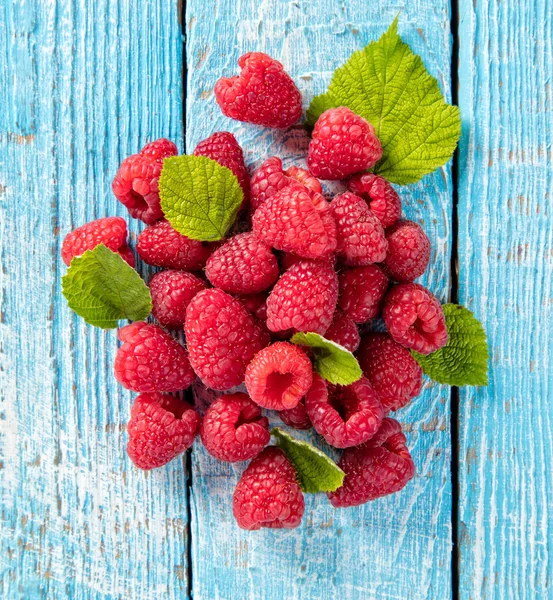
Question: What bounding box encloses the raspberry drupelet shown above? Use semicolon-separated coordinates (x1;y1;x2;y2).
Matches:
114;322;195;393
328;418;415;507
200;393;270;462
112;138;178;224
382;283;448;355
245;342;313;410
233;447;305;530
215;53;302;129
307;107;382;180
127;392;201;470
305;374;384;449
61;217;135;267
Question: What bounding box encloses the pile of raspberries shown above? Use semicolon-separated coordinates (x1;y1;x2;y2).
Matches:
62;52;448;530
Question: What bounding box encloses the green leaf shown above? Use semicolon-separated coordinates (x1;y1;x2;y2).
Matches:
159;154;243;242
62;244;152;329
305;92;336;129
413;304;489;386
272;428;345;493
291;331;362;386
305;17;461;184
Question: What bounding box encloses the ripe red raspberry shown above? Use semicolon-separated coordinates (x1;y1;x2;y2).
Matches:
266;260;338;335
61;217;135;267
205;233;279;294
233;447;305;530
112;138;178;224
328;418;415;507
127;392;200;470
215;52;302;129
357;333;423;413
137;220;213;271
200;393;270;462
325;309;360;352
245;342;313;410
348;173;402;228
252;185;337;259
307;108;382;180
149;270;207;329
279;398;312;430
193;132;250;205
383;283;448;355
115;322;195;392
305;375;383;449
330;192;387;266
185;289;269;390
382;220;431;282
250;156;322;211
338;265;389;324
236;292;268;321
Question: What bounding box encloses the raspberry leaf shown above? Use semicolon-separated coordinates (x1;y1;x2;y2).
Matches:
412;304;489;386
291;331;362;385
62;245;152;329
271;428;345;493
305;17;461;184
159;155;243;241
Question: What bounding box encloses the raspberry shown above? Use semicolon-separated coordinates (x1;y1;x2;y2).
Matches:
250;156;322;211
149;270;207;329
114;322;195;392
112;138;178;224
305;375;383;448
382;220;431;282
193;132;250;205
185;289;269;390
200;393;270;462
61;217;135;267
266;260;338;335
382;283;448;355
279;399;312;430
205;232;279;294
252;185;337;259
330;192;387;266
127;392;200;470
137;220;213;271
233;447;305;530
328;418;415;507
338;265;389;324
307;108;382;180
325;309;360;352
236;292;268;321
215;52;302;129
357;333;423;413
348;173;402;228
245;342;313;410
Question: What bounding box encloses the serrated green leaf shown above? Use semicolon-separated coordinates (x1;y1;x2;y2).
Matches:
413;304;489;386
291;331;362;385
159;155;243;242
62;244;152;329
306;17;461;184
272;428;345;493
305;92;336;129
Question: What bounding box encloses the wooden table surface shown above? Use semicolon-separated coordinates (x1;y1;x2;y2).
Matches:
1;0;551;598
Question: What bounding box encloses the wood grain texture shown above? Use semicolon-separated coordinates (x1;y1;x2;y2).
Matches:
186;2;455;598
0;1;187;598
456;0;553;598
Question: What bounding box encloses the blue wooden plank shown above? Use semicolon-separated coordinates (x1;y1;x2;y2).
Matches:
186;2;455;598
0;1;187;597
456;0;553;597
